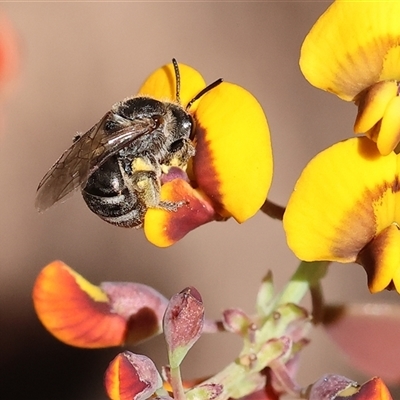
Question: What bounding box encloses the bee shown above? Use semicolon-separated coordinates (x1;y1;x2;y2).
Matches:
35;60;222;227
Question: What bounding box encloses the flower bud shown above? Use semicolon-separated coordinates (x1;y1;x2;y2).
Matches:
163;287;204;368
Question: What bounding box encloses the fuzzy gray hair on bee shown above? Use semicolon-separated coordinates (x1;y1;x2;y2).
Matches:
35;59;223;228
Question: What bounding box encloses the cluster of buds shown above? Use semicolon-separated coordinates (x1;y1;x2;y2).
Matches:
33;261;394;400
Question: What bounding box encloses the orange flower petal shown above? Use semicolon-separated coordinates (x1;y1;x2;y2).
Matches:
193;82;273;222
144;179;217;247
104;352;162;400
33;261;126;348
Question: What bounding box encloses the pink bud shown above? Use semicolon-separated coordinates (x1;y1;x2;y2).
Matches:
222;308;253;337
306;374;358;400
163;287;204;367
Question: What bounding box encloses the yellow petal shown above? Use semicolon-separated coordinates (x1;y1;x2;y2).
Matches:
300;1;400;100
354;80;398;133
380;43;400;82
193;81;273;222
376;95;400;156
283;137;397;263
392;261;400;294
357;224;400;293
138;61;206;111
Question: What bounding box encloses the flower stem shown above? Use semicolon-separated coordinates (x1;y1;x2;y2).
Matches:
310;281;324;324
260;198;286;220
276;260;329;306
169;364;186;400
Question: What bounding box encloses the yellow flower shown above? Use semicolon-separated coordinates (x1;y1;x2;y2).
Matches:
283;137;400;293
139;62;273;246
300;0;400;155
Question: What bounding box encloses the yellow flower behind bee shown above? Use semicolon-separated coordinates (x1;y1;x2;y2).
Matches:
192;81;273;223
300;0;400;155
139;62;273;246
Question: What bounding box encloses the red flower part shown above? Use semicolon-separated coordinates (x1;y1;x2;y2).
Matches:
101;281;168;346
144;179;217;247
104;351;162;400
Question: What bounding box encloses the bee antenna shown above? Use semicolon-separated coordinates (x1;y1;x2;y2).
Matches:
172;58;181;104
186;78;223;111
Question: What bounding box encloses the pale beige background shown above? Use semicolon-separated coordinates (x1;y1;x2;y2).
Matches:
1;2;398;399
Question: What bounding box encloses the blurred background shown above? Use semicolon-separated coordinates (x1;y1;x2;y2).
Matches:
1;2;399;399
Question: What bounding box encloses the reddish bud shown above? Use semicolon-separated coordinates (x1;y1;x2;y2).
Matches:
222;308;253;337
163;287;204;367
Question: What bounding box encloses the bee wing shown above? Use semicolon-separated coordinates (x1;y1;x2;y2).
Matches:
35;112;157;212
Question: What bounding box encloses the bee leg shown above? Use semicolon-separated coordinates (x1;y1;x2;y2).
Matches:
158;199;188;211
133;170;186;212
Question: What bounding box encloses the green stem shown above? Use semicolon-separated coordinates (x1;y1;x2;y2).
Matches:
169;364;186;400
186;261;329;400
276;260;330;306
199;358;264;400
